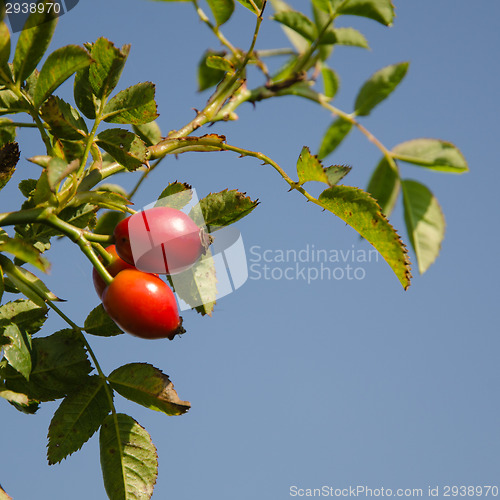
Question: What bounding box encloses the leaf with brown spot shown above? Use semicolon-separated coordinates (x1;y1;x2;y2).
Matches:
108;363;190;416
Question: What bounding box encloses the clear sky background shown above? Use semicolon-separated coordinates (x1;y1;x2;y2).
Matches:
1;1;500;499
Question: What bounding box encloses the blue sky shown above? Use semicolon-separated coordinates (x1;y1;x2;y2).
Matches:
1;1;500;499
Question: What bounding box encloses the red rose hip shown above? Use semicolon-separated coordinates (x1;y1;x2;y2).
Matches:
113;207;209;275
102;269;184;340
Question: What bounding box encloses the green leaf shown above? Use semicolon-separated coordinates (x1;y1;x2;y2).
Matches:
272;11;317;42
354;62;409;116
269;0;309;52
318;117;352;159
94;211;126;237
236;0;264;14
47;157;79;192
337;0;395;26
47;376;112;465
100;413;158;500
155;182;193;210
133;121;162;147
96;129;148;171
0;142;19;191
19;178;37;197
0;231;50;272
0;89;25;115
0;118;16;147
169;253;217;316
108;363;190;416
84;304;123;337
60;203;97;230
24;68;39;100
2;323;32;380
318;185;411;289
32;169;55;206
333;27;369;48
40;96;88;140
34;45;92;107
74;65;96;119
0;21;10;65
197;50;226;92
103;82;158;125
366;157;400;217
89;38;130;100
191;189;259;231
0;299;47;335
402;179;445;274
0;21;11;83
392;138;468;173
321;66;339;100
206;55;234;73
207;0;235;25
57;139;86;163
297;146;350;186
2;329;92;401
17;204;97;251
312;0;334;13
12;6;58;83
73;190;131;213
0;259;62;307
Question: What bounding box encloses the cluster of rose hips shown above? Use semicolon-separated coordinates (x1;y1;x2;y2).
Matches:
92;207;210;340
